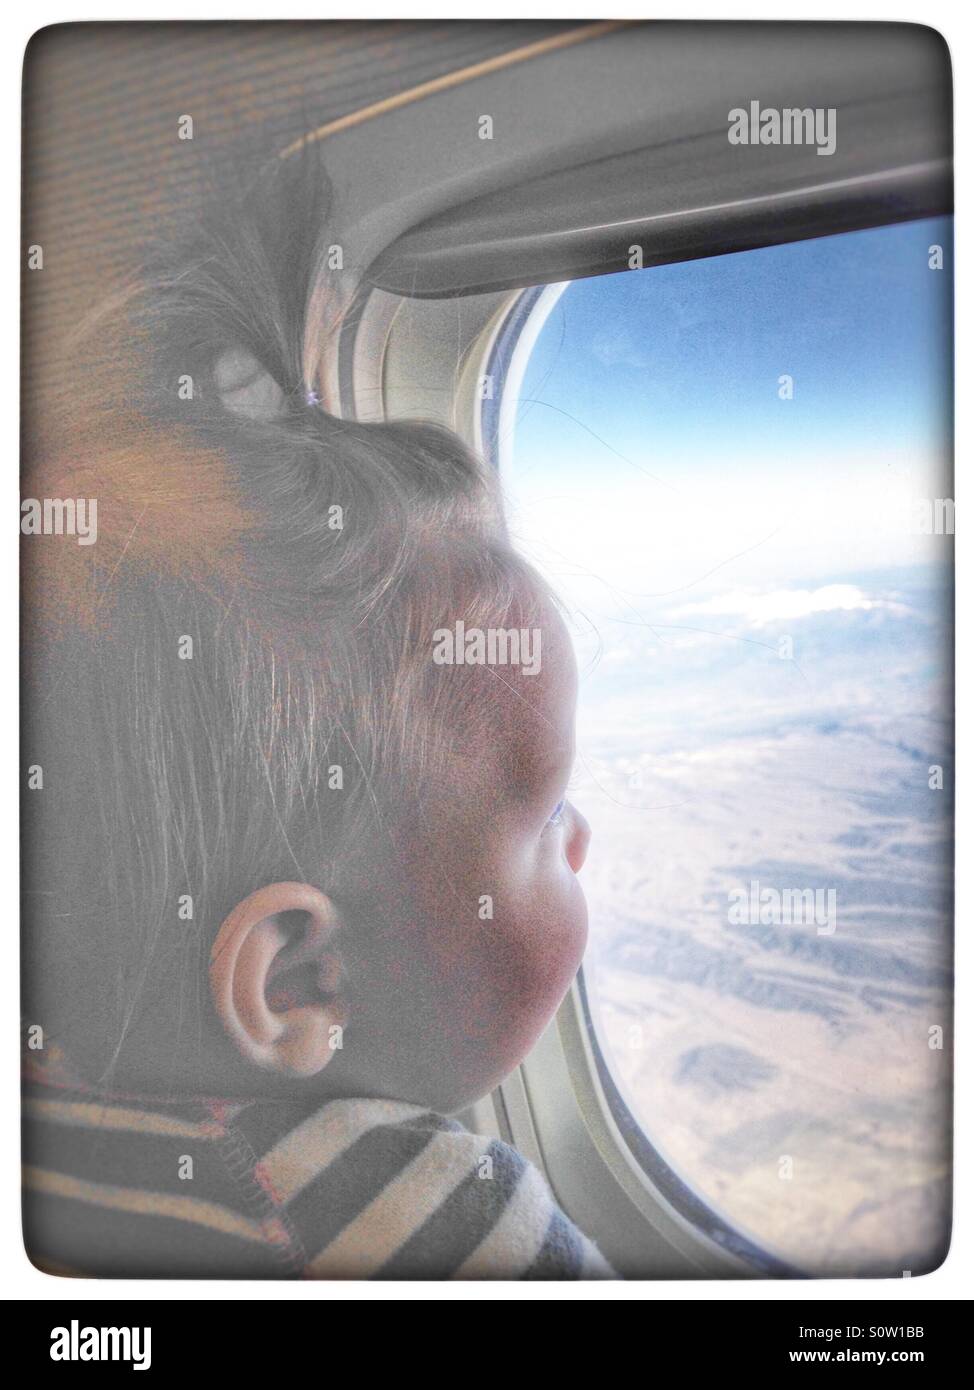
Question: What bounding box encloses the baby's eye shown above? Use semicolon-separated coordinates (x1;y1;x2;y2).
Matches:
547;799;566;827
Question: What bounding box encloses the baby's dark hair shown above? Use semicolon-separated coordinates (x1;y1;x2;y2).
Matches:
22;147;548;1086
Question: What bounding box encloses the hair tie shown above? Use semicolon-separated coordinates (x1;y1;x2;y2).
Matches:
305;388;320;408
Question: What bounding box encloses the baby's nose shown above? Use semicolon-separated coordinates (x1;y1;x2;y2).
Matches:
565;804;591;874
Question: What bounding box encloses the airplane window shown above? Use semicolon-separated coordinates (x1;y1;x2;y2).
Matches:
502;218;953;1277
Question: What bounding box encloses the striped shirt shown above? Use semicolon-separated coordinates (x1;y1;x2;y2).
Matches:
23;1077;615;1280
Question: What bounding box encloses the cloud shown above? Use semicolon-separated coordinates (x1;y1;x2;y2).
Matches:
674;584;908;627
590;328;648;370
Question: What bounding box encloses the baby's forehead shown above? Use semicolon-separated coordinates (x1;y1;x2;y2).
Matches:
451;605;577;804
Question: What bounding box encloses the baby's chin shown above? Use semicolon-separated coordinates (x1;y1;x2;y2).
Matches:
425;975;586;1114
396;1058;524;1117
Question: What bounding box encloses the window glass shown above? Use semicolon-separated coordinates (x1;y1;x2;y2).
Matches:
505;218;953;1276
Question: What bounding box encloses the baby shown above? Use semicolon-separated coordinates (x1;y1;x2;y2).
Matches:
21;150;613;1280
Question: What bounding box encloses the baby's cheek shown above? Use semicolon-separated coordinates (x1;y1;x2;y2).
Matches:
365;826;588;1104
458;865;588;1051
527;867;589;1001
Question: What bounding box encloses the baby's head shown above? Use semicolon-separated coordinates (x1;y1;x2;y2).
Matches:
24;153;590;1114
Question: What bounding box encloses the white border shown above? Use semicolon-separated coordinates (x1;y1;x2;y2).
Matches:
3;1;967;1302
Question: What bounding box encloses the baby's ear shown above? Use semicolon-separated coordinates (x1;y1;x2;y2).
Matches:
213;346;286;420
209;883;347;1077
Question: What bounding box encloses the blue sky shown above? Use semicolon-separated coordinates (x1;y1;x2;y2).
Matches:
512;216;952;478
505;217;953;598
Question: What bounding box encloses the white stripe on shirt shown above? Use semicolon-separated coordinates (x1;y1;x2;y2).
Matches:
259;1098;425;1204
305;1127;480;1278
